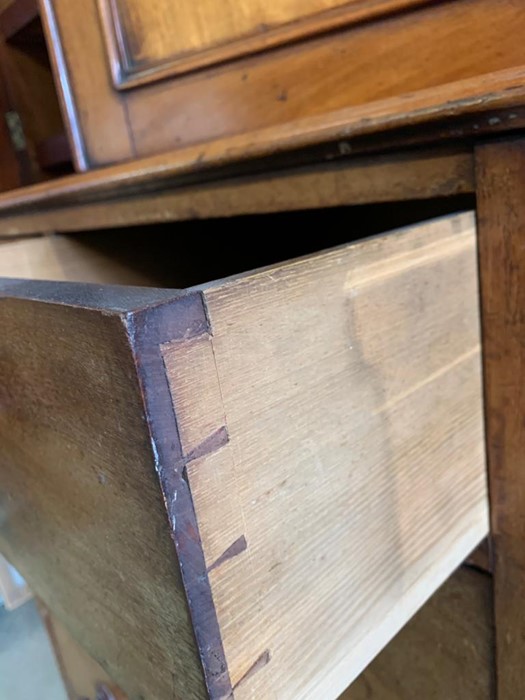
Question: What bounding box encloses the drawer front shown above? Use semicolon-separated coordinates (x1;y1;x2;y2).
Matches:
0;211;488;699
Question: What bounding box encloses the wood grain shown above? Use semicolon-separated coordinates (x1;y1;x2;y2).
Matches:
129;0;525;157
163;212;488;699
0;283;209;700
41;0;525;168
0;148;474;236
476;138;525;700
342;566;494;700
98;0;429;87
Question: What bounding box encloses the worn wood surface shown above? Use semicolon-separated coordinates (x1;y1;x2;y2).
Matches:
0;148;474;236
476;138;525;700
0;283;209;700
40;0;525;168
163;212;488;699
341;566;494;700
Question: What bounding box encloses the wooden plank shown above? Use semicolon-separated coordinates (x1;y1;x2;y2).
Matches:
342;566;494;700
164;212;488;699
0;148;474;236
127;0;525;158
475;138;525;700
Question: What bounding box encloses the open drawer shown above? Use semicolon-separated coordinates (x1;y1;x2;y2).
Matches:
0;211;488;700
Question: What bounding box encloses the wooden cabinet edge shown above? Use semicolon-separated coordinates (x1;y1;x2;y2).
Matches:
0;146;475;236
126;293;234;700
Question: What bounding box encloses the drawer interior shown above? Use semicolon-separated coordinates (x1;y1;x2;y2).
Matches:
0;195;474;287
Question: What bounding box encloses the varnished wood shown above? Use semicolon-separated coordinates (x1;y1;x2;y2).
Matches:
342;566;494;700
0;213;488;699
39;0;131;170
0;148;474;236
476;138;525;700
41;0;525;168
98;0;429;88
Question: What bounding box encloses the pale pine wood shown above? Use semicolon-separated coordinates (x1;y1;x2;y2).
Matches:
342;566;494;700
163;211;488;700
0;234;159;283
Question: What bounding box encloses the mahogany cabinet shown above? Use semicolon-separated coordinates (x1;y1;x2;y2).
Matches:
34;0;525;169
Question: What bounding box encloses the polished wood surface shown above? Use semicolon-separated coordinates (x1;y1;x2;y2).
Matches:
0;147;474;236
342;566;494;700
98;0;428;88
40;0;131;171
476;138;525;700
40;0;525;168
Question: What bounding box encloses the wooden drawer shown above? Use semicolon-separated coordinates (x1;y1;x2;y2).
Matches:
0;211;488;700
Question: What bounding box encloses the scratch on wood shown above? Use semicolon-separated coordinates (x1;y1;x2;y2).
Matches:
208;535;248;574
233;650;271;691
